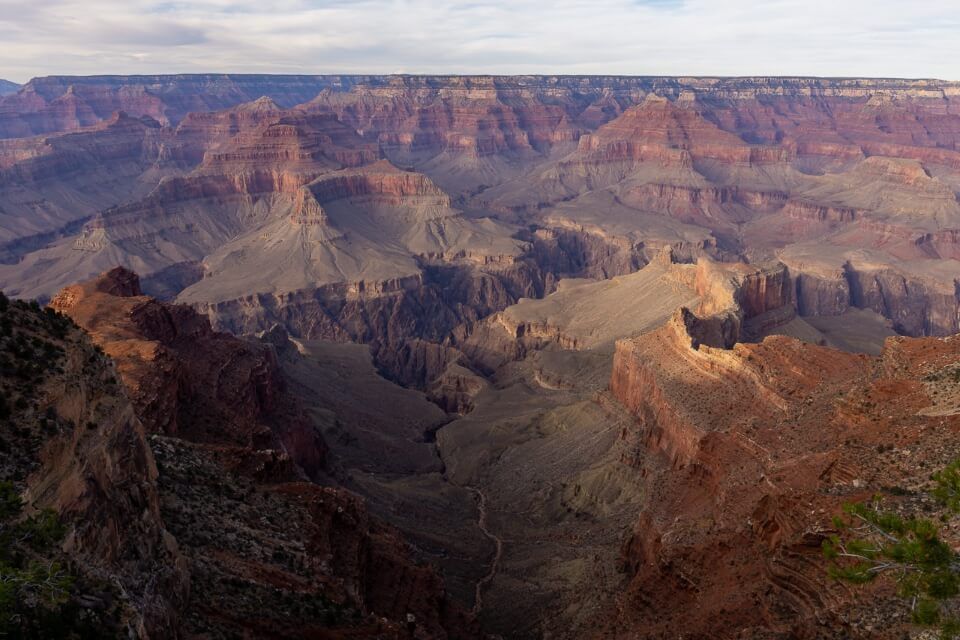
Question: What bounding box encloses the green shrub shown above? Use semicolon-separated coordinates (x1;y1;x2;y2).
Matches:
0;482;107;637
826;461;960;637
933;460;960;513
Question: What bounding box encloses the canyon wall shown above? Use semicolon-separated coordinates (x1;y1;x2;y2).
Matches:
607;295;960;638
783;257;960;336
0;291;187;636
43;267;479;638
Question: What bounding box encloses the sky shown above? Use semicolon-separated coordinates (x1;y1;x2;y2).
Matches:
0;0;959;83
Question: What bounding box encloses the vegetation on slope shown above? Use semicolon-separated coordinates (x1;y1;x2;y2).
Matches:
0;291;124;638
825;460;960;637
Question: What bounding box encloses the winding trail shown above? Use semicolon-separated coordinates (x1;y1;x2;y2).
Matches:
467;486;503;616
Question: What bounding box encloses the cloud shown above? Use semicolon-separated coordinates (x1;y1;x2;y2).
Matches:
0;0;957;82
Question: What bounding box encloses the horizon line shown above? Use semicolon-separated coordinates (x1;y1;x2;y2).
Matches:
5;72;960;85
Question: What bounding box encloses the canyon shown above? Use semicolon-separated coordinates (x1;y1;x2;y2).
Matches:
0;74;959;638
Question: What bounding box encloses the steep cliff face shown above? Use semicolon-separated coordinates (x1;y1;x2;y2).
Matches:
187;259;543;388
0;293;188;637
50;267;327;478
684;258;795;346
41;268;480;638
520;225;645;281
844;265;959;336
304;78;585;159
607;298;960;638
780;250;960;336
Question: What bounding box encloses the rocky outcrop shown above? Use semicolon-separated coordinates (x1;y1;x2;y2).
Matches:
51;267;327;478
0;293;188;636
40;268;480;638
456;254;794;384
686;259;795;345
610;258;796;466
607;303;960;638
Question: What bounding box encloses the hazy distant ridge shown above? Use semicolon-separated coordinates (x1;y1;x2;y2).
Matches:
0;79;19;96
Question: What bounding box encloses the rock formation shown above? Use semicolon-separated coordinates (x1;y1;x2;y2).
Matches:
605;294;960;638
50;266;327;477
0;75;957;341
0;290;187;636
36;267;479;638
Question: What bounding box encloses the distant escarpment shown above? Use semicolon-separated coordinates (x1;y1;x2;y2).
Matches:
0;111;163;256
6;74;959;142
781;249;960;336
0;74;361;139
